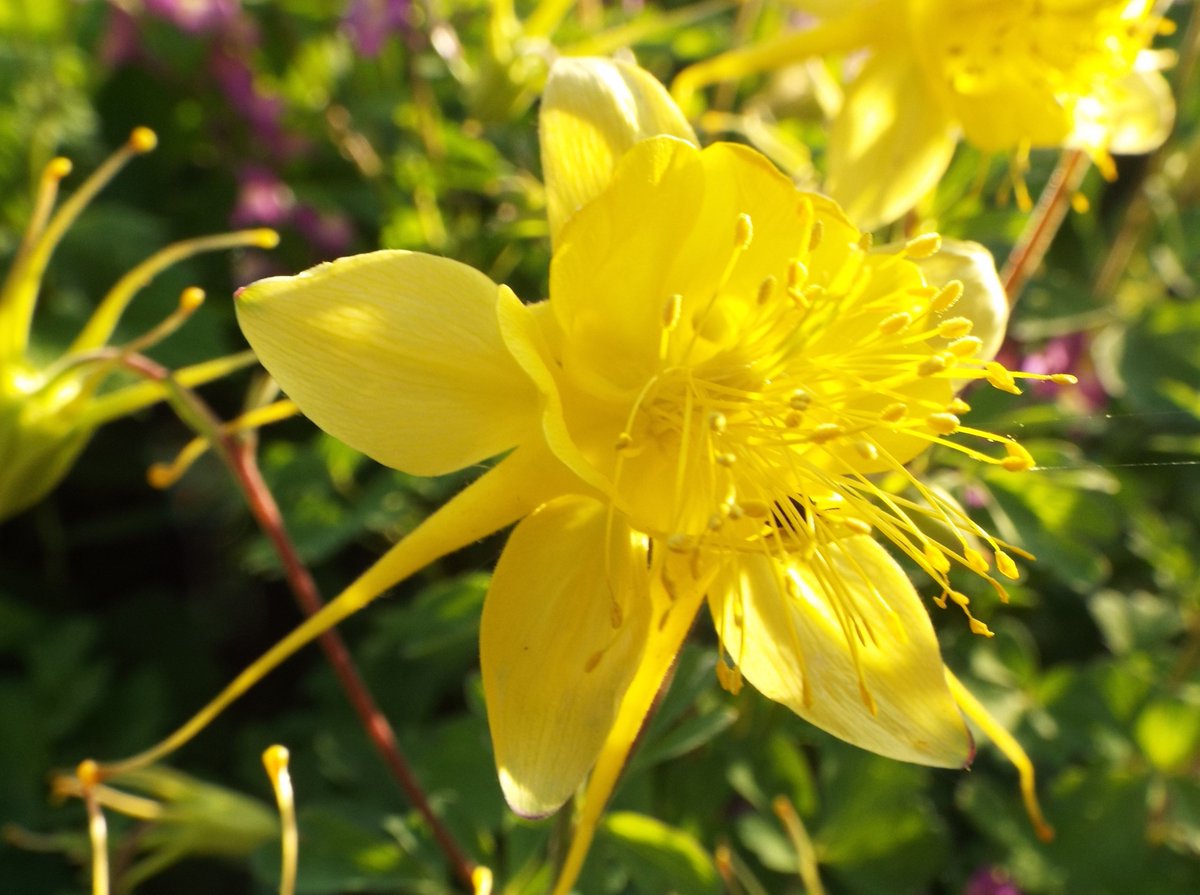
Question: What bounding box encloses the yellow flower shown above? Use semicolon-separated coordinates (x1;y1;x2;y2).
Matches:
0;128;276;521
225;57;1069;891
673;0;1176;228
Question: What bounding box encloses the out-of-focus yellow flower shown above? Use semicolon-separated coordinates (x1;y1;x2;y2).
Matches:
231;58;1065;893
673;0;1176;228
0;129;276;521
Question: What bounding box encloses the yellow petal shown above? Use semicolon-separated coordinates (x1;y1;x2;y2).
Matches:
550;135;706;401
481;495;651;817
826;49;958;230
540;56;697;247
710;536;972;767
1071;69;1175;157
913;238;1009;364
235;250;538;476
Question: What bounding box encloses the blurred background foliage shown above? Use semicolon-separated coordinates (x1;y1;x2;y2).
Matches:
1;1;1198;894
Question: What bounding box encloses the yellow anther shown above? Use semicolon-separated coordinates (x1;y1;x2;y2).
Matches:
810;422;843;443
905;232;942;259
787;259;808;291
948;590;971;607
707;513;724;531
969;618;995;637
924;542;951;574
854;439;879;461
918;354;951;377
858;232;873;251
128;126;158;153
964;547;990;574
881;402;907;422
662;293;683;330
708;411;727;433
995;551;1020;580
179;286;205;312
1071;192;1090;214
48;157;74;179
930;280;964;312
472;866;494;895
757;275;776;305
716;658;744;695
1001;441;1036;472
76;759;101;789
716;451;737;466
811;493;844;511
926;412;960;435
785;410;804;427
727;502;745;520
146;463;175;490
1051;373;1078;385
937;317;974;339
808;219;823;251
1158;17;1177;35
948;397;971;414
666;533;693;552
740;499;771;518
879;311;912;335
948;336;983;358
252;228;281;249
804;283;825;303
788;389;812;410
986;361;1022;394
735;213;753;249
262;744;290;779
615;432;633;450
842;517;872;535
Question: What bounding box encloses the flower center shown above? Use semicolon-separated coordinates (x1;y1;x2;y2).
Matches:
920;0;1154;100
579;205;1072;634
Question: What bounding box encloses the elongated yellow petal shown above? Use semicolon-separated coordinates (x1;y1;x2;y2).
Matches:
826;49;957;229
481;495;651;818
550;548;714;895
235;251;538;476
913;238;1009;364
710;536;972;768
540;57;697;247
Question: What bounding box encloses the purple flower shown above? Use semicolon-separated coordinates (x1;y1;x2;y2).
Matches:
1022;333;1108;411
292;206;354;258
965;867;1023;895
341;0;411;57
231;166;295;228
144;0;241;35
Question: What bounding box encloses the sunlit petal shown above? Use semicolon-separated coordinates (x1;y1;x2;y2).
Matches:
825;49;957;230
711;536;973;767
541;56;696;247
235;250;539;476
481;495;651;817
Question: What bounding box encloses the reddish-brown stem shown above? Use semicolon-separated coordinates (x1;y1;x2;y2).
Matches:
1000;149;1090;308
228;440;478;890
113;353;478;891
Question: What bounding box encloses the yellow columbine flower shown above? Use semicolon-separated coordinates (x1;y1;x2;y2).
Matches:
673;0;1176;228
0;128;277;521
223;57;1068;892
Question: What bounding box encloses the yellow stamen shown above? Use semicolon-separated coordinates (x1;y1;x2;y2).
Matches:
926;412;960;435
930;280;964;312
262;746;298;895
904;232;942;259
71;228;279;353
937;317;973;339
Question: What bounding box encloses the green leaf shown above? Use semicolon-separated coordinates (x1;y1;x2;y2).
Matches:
598;812;720;895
